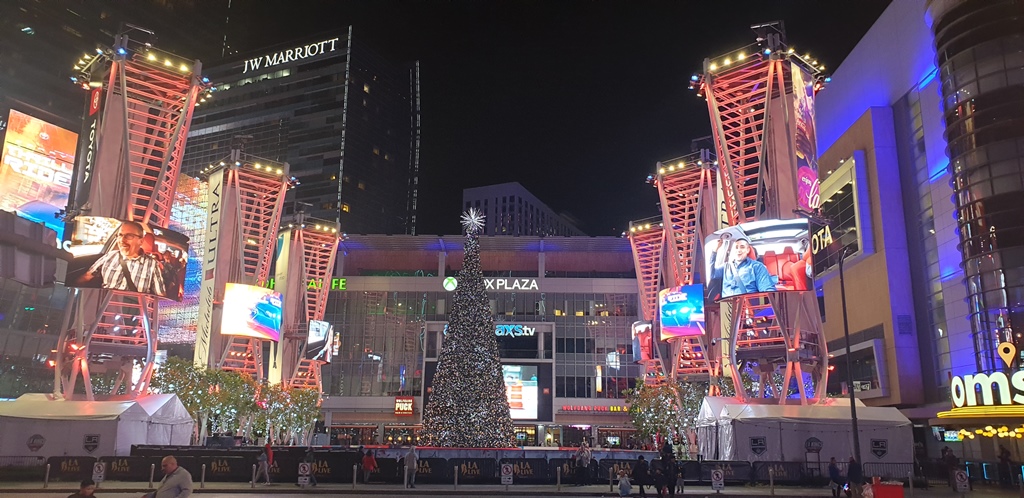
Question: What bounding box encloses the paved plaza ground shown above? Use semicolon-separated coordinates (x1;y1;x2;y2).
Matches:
0;480;1018;497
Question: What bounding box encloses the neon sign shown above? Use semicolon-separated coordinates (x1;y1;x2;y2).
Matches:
939;342;1024;419
263;277;346;290
496;324;535;337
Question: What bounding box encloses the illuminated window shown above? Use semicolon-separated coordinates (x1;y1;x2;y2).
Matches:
341;203;350;213
372;147;380;155
384;153;391;161
357;181;366;190
363;83;370;93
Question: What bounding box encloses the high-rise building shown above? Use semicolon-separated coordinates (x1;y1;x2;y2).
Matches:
181;28;421;235
463;182;585;237
926;0;1024;373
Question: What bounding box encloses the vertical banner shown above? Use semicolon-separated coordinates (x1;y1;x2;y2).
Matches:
194;169;224;368
791;62;820;212
69;80;106;213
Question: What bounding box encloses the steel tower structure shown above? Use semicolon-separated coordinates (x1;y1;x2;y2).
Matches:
695;22;828;403
626;218;669;384
652;150;720;386
55;31;205;400
268;215;340;392
192;152;289;381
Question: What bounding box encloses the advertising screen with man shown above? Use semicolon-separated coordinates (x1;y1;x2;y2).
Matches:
221;283;283;342
305;319;333;362
659;284;705;339
703;219;813;301
0;109;78;239
65;217;190;301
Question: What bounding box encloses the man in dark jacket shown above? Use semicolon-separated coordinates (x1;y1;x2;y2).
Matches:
632;456;649;497
847;457;863;498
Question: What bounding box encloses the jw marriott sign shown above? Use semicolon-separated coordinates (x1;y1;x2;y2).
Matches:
243;37;341;74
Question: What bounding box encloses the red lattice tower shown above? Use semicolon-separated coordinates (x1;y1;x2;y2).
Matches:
627;219;668;384
653;152;720;385
55;34;205;400
271;217;340;392
192;153;289;381
695;24;828;404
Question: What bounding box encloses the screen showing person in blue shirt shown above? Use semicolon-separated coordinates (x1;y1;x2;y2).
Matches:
721;238;777;298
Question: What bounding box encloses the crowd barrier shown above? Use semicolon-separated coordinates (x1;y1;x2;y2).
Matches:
0;447;932;487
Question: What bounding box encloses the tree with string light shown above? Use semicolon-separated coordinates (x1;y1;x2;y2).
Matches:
420;209;515;448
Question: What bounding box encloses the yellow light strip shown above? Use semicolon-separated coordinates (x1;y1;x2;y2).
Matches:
937;406;1024;418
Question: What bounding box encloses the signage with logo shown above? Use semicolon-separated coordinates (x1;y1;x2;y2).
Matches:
750;437;767;456
954;469;969;492
395;396;414;416
440;277;539;292
939;342;1024;419
264;277;346;291
870;439;888;459
83;434;100;453
501;463;513;484
243;37;340;73
495;324;535;337
711;469;725;490
26;434;45;452
804;437;823;453
92;462;106;483
559;405;628;413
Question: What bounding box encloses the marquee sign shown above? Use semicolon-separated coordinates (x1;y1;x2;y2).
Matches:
938;342;1024;418
394;396;414;416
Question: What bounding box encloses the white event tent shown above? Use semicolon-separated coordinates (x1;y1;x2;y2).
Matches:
696;396;913;463
0;393;193;457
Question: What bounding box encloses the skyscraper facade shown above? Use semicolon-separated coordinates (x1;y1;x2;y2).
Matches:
182;27;421;235
463;182;585;237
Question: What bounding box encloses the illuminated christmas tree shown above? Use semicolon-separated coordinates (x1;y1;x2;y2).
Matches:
420;209;515;447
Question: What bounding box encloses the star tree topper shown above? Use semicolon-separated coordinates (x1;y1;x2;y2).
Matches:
461;208;485;234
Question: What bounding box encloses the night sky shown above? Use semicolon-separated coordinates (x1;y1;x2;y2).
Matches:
223;1;893;236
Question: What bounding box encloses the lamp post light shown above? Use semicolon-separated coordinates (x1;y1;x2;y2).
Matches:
837;246;861;465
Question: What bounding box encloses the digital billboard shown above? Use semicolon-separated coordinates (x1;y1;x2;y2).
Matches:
659;284;705;339
65;217;190;301
503;364;538;420
631;321;653;363
305;319;333;362
792;62;821;212
0;109;78;239
221;283;282;342
704;219;813;301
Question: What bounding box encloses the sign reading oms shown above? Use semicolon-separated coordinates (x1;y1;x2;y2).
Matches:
946;342;1023;410
243;37;340;74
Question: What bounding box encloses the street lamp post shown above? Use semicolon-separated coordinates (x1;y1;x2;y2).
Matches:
837;246;862;464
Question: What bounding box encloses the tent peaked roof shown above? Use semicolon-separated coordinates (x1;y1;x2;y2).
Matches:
698;396;910;427
0;393;147;421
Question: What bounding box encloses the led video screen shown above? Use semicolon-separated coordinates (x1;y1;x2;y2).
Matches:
306;319;333;362
221;283;283;342
659;284;705;339
503;364;538;420
631;321;653;363
65;217;189;301
792;62;821;212
704;219;813;301
0;110;78;239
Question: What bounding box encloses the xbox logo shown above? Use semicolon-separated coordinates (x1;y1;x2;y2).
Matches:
442;277;458;291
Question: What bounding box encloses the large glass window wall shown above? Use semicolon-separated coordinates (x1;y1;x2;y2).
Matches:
322;289;640;399
0;278;70;398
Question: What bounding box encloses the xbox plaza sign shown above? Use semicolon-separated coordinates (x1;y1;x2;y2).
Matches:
441;277;539;292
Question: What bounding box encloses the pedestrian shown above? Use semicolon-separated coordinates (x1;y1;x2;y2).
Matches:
828;457;843;497
253;445;271;485
140;456;192;498
999;445;1013;488
302;447;317;487
66;479;96;498
361;449;378;484
617;469;632;496
675;461;685;495
632;455;649;497
847;456;863;498
575;441;592;486
404;446;419;488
